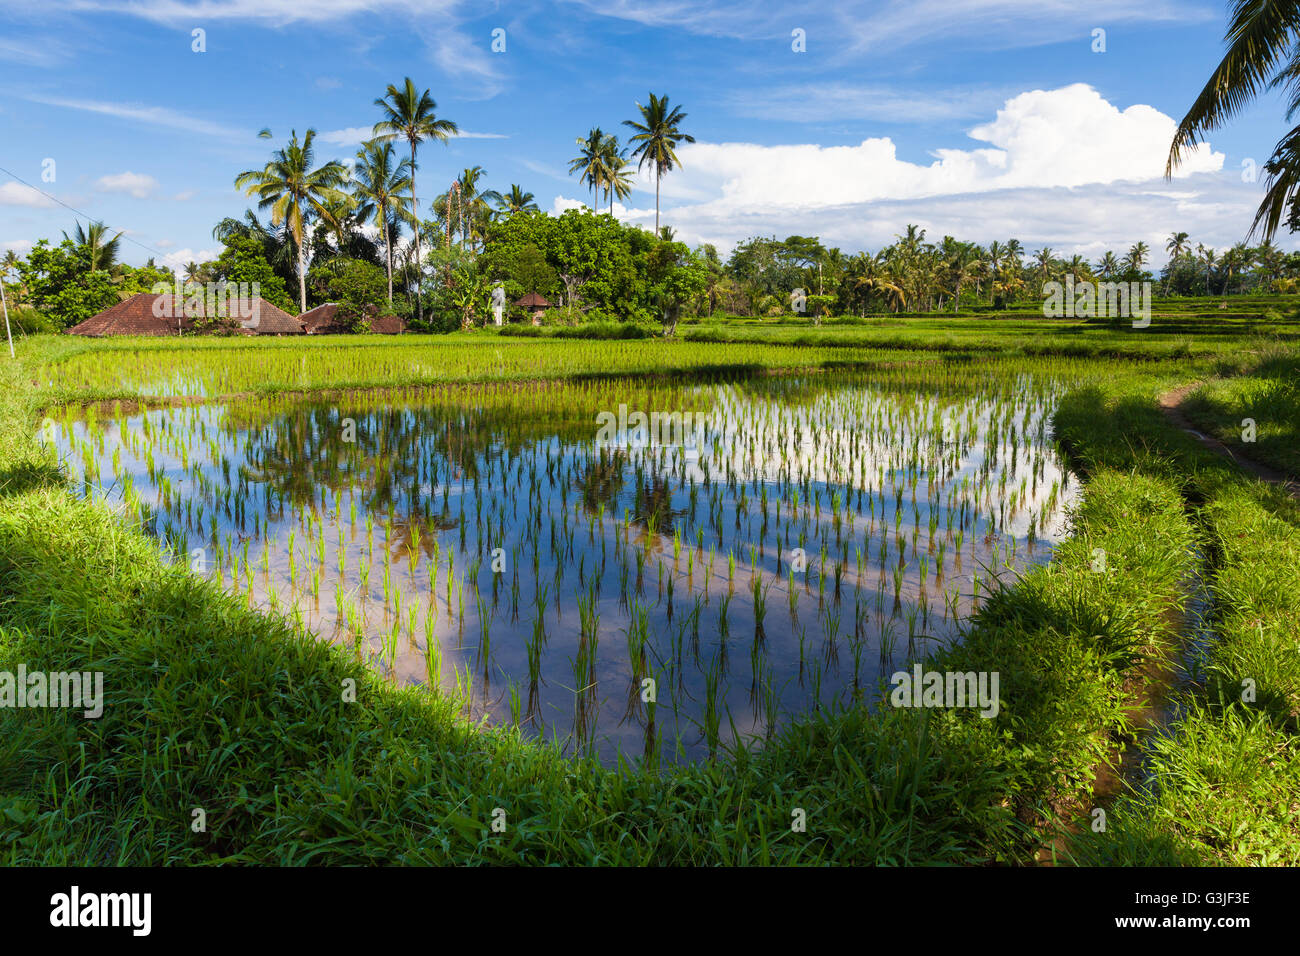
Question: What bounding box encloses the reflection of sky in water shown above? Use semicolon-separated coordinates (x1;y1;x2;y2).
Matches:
53;375;1078;766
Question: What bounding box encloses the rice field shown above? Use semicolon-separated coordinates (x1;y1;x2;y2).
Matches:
47;364;1080;763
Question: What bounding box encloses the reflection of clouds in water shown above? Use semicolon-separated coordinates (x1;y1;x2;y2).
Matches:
51;373;1080;765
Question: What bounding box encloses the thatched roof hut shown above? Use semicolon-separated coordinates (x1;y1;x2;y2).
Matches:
514;292;551;310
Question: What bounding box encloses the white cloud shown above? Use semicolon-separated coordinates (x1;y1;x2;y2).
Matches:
0;182;53;207
322;126;508;146
23;94;246;138
160;247;220;270
661;85;1223;215
564;0;1210;55
550;85;1257;261
96;171;159;199
726;83;1016;124
3;239;34;254
551;196;591;215
319;127;374;146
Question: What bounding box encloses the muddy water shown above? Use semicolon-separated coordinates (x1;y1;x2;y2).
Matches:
51;373;1079;764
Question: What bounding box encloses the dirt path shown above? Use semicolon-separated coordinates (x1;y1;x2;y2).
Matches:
1159;382;1300;500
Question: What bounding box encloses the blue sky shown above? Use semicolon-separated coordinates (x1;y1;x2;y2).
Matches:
2;0;1296;268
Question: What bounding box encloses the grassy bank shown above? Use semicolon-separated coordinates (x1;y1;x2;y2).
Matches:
1056;371;1300;865
0;333;1288;864
1179;347;1300;478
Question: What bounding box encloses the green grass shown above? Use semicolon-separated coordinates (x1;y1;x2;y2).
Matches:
1056;371;1300;865
1;321;1296;865
1180;346;1300;478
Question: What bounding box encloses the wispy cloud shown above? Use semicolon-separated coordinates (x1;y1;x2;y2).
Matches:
0;34;73;67
726;83;1016;124
23;94;246;138
62;0;509;96
321;126;509;146
96;171;159;199
563;0;1213;54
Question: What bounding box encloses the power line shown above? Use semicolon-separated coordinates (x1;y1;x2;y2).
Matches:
0;163;174;264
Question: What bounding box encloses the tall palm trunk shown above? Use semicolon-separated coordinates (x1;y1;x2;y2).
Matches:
409;141;422;321
298;240;308;313
654;167;660;234
384;219;394;302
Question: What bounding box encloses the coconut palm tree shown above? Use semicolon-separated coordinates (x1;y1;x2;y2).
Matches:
373;78;459;320
624;93;694;234
455;166;497;251
1166;231;1191;260
1167;1;1300;237
1197;244;1219;293
494;185;538;215
601;135;635;215
1095;251;1120;278
63;220;123;272
1124;241;1150;275
234;128;353;313
352;138;416;302
1033;247;1055;282
569;128;610;209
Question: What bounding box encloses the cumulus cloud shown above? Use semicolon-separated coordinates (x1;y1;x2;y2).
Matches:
663;85;1223;213
0;182;53;207
160;247;220;270
96;171;159;199
551;85;1260;260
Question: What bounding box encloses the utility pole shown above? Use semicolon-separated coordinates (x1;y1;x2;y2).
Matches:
1;267;13;358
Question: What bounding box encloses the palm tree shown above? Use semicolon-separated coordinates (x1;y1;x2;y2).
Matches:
1166;231;1191;260
1095;251;1120;279
1033;247;1055;282
1197;244;1218;294
353;138;416;302
601;135;635;215
455;166;495;251
494;184;538;216
569;128;610;209
624;93;694;234
63;220;123;272
373;77;459;320
1124;241;1150;275
234;128;353;313
1167;2;1300;237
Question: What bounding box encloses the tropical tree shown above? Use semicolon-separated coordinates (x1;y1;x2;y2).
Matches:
63;220;123;273
494;185;538;216
1198;244;1219;293
373;77;458;320
234;128;353;312
569;128;612;209
1167;1;1300;237
624;93;694;233
352;138;416;302
1124;241;1150;275
601;135;635;215
1095;251;1120;279
1166;231;1191;259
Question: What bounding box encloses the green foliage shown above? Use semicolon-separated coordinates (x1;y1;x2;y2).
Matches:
209;235;294;314
14;240;121;329
307;256;387;310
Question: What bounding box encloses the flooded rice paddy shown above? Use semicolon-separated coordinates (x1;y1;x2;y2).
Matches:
47;369;1078;764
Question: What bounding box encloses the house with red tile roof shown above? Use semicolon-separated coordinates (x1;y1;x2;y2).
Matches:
68;292;304;336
